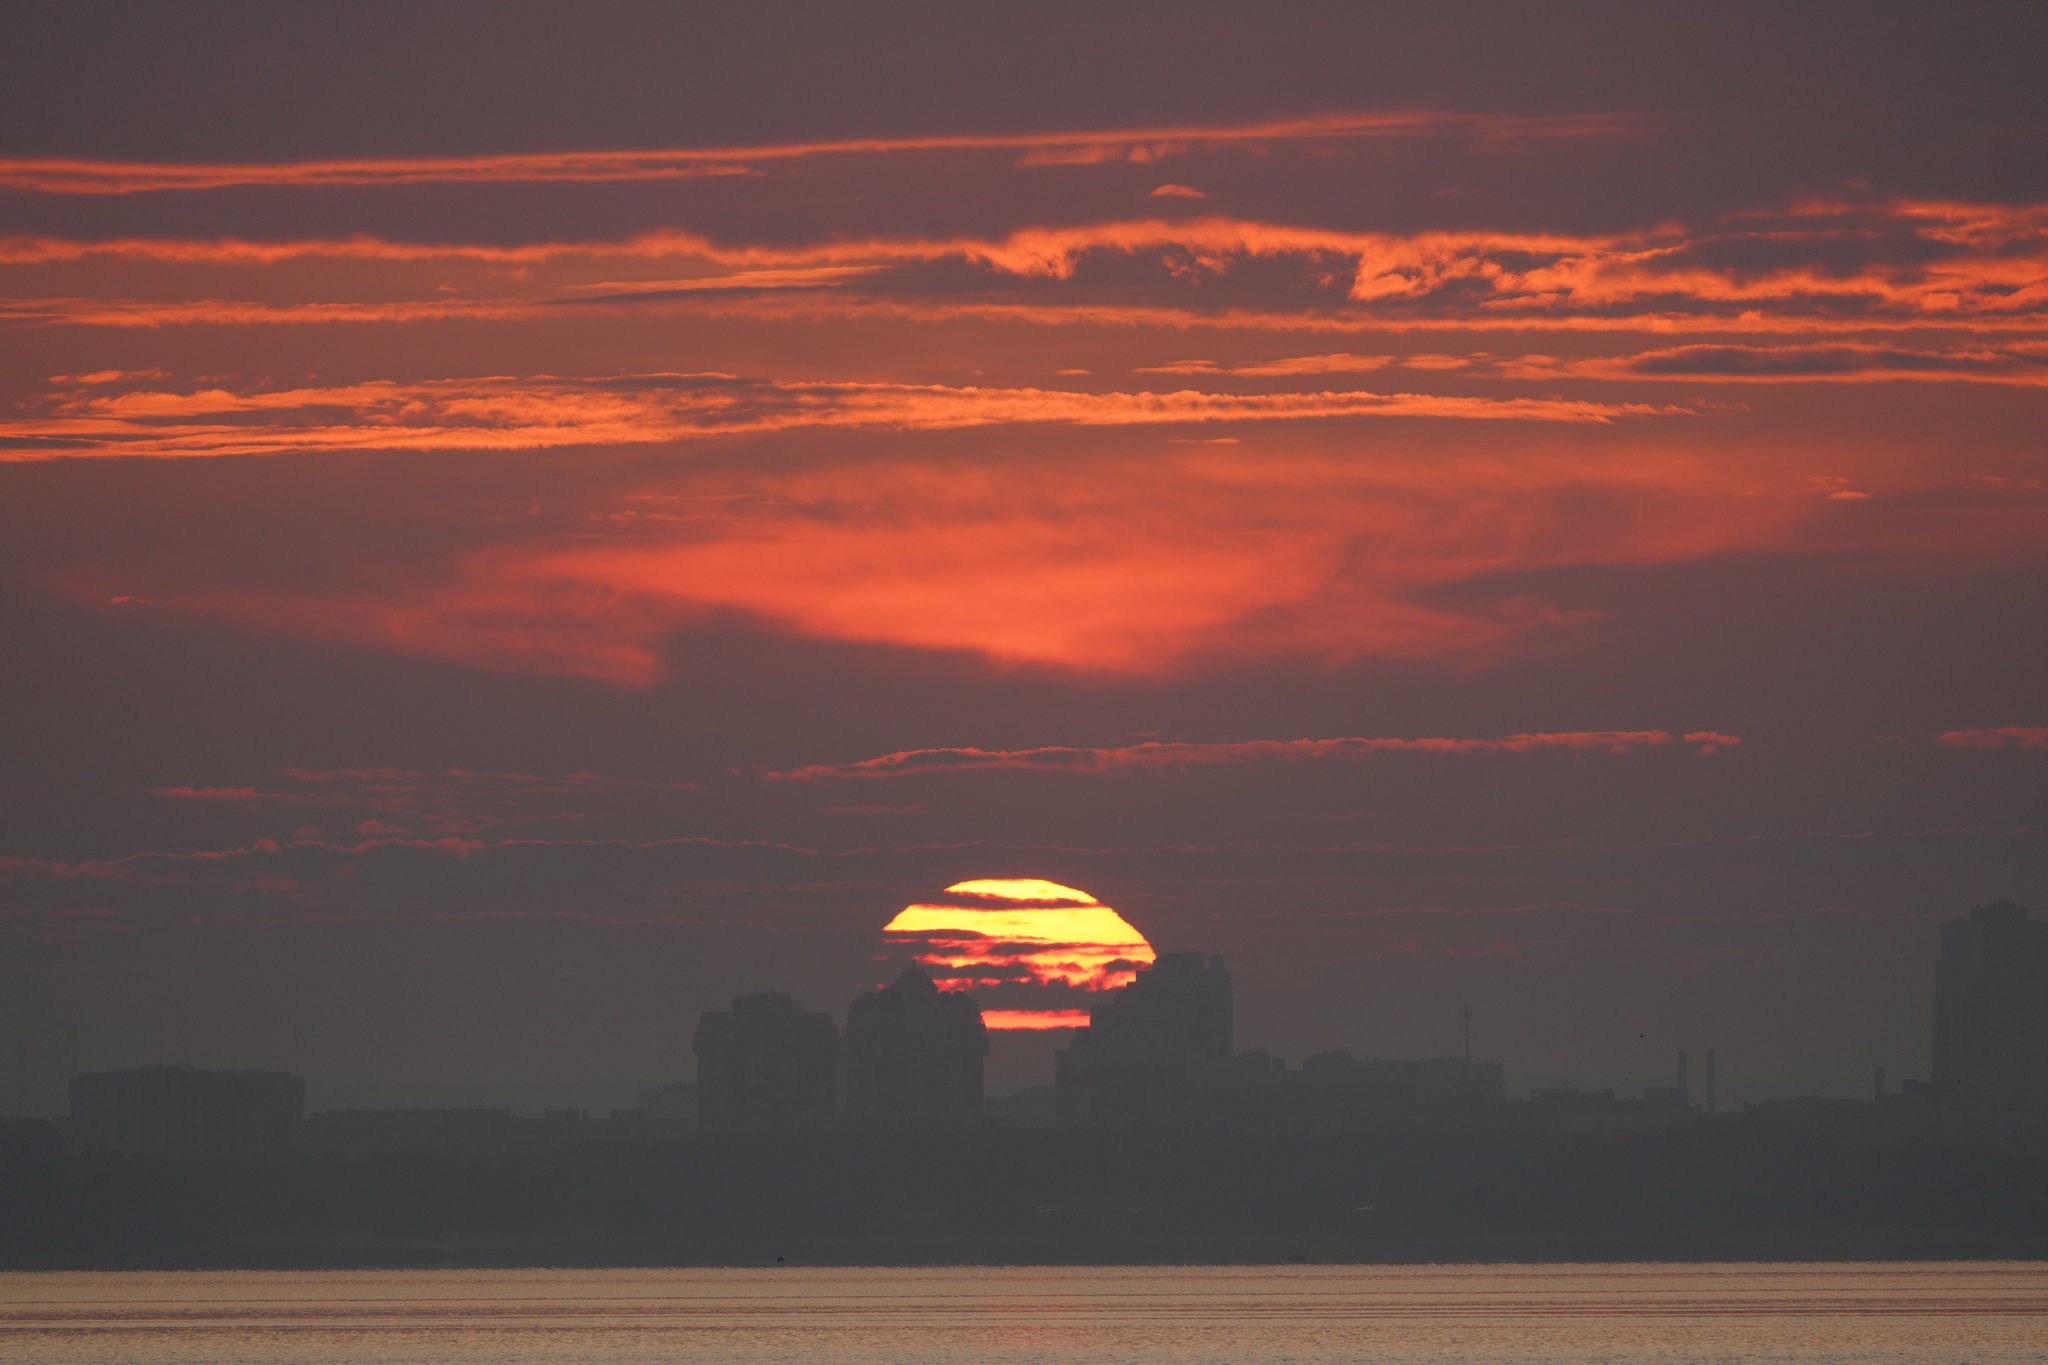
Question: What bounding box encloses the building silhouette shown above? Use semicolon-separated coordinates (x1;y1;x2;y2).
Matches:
68;1065;303;1156
1055;952;1233;1127
632;1080;696;1127
843;965;987;1128
1642;1049;1693;1112
1933;900;2047;1125
693;991;839;1130
1295;1049;1505;1107
1053;954;1517;1130
305;1106;522;1154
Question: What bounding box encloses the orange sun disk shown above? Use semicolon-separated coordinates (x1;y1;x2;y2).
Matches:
881;878;1154;1029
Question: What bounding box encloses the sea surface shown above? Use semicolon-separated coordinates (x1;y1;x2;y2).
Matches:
2;1261;2044;1364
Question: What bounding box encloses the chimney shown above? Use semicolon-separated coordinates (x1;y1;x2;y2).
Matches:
1677;1048;1690;1110
1462;1005;1472;1062
1705;1049;1717;1115
1874;1064;1885;1102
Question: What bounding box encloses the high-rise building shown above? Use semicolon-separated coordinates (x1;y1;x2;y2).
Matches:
692;991;840;1130
1933;900;2048;1124
1055;952;1233;1127
843;965;987;1128
67;1065;304;1157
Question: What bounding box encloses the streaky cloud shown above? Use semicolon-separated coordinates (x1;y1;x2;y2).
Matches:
1937;725;2048;750
769;730;1737;781
2;372;1674;462
0;111;1645;194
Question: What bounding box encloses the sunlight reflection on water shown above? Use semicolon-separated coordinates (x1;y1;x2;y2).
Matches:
3;1261;2044;1365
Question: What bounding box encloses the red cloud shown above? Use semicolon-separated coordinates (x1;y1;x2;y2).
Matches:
8;199;2046;332
982;1009;1092;1030
2;372;1675;463
1937;725;2048;750
76;408;2025;683
0;111;1640;194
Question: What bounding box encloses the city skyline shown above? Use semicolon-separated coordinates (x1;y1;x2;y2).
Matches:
45;895;2043;1127
57;893;2047;1150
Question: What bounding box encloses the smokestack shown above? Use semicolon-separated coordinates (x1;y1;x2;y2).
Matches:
1677;1048;1690;1110
1462;1005;1472;1062
1705;1049;1717;1115
1874;1064;1885;1101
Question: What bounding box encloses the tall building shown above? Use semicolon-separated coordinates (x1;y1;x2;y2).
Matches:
693;991;840;1130
1933;900;2048;1124
843;965;988;1128
1055;952;1233;1127
68;1065;304;1157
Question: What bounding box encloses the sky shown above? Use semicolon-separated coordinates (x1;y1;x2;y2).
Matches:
3;1;2045;1114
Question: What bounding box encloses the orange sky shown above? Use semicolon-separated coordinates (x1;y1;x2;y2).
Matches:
4;165;2042;684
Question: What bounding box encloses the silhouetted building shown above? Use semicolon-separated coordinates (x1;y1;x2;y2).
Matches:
1297;1049;1505;1105
606;1081;697;1139
1644;1050;1693;1112
306;1106;522;1153
608;1082;695;1142
844;965;987;1128
1056;952;1233;1127
634;1080;696;1127
1934;901;2048;1127
68;1065;303;1157
984;1084;1058;1128
693;991;839;1130
1530;1083;1688;1132
1744;1095;1873;1141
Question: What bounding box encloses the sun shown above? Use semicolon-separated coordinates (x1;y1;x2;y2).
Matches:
881;878;1155;1029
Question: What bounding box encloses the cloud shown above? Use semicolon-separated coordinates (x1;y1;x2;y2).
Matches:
981;1009;1091;1030
92;393;2013;684
1137;353;1396;376
9;200;2046;332
1507;341;2048;386
154;767;696;834
152;784;330;803
1149;184;1208;198
0;111;1642;194
770;730;1727;780
1937;725;2048;750
1142;341;2048;388
884;878;1155;998
47;368;169;384
3;372;1677;462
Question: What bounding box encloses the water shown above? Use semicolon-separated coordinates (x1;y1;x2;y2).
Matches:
2;1262;2043;1363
